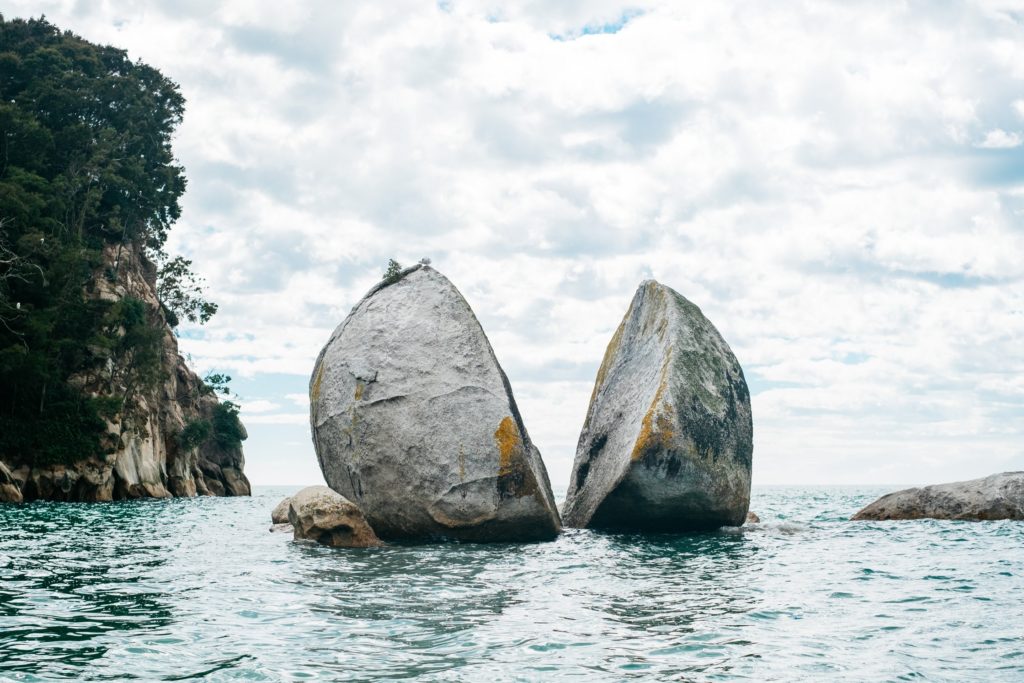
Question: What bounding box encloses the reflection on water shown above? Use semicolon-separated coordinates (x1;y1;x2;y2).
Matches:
1;486;1022;681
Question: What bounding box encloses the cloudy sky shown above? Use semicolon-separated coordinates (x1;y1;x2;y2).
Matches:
12;0;1024;487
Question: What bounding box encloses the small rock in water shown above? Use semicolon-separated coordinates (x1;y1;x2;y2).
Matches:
563;280;753;531
852;472;1024;521
287;486;382;548
746;511;760;524
270;496;291;524
309;264;561;542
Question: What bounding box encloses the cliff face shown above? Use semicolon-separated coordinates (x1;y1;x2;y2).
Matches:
0;243;250;502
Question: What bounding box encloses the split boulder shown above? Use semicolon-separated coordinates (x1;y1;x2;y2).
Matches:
310;265;561;542
563;280;753;531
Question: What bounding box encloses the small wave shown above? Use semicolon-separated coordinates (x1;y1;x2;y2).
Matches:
720;521;807;535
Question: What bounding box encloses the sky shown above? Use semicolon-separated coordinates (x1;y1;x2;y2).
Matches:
9;0;1024;487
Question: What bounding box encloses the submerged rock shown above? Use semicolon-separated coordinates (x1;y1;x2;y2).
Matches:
310;264;561;542
288;486;381;547
563;280;753;531
852;472;1024;521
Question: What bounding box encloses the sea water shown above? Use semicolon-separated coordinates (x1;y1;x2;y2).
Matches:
1;486;1022;681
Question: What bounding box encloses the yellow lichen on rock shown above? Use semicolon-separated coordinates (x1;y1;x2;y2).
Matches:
630;402;674;462
630;359;674;461
311;362;325;403
590;319;626;404
354;381;364;401
494;416;521;476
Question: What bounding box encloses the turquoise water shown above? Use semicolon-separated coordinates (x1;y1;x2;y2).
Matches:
1;486;1022;682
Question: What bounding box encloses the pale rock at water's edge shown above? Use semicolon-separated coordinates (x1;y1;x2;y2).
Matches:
288;486;381;547
852;472;1024;521
0;461;23;503
269;496;293;532
563;281;753;531
309;264;561;542
271;497;291;524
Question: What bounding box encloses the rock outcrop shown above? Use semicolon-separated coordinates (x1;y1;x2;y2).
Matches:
563;280;753;531
288;485;381;547
0;461;23;503
852;472;1024;521
0;243;250;502
310;264;561;542
745;511;760;524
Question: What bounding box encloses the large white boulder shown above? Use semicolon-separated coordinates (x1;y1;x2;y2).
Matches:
310;265;561;542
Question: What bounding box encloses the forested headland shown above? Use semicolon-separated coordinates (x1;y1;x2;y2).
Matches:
0;16;248;500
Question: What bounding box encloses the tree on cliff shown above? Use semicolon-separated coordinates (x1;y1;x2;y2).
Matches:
0;15;218;464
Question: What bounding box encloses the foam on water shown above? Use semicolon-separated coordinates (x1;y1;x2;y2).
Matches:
1;485;1022;681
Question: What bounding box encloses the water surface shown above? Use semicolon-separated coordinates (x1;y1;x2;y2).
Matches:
1;486;1022;681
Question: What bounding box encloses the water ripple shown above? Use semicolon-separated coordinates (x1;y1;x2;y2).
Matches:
1;486;1022;681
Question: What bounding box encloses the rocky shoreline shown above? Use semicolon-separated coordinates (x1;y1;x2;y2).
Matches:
0;244;250;503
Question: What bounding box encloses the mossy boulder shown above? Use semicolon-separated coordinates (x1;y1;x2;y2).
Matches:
563;280;753;531
309;265;561;542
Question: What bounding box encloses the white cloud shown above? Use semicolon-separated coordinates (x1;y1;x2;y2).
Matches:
242;413;310;425
238;400;279;414
977;128;1023;148
9;0;1024;485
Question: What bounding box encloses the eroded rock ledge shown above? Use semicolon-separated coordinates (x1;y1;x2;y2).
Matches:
852;472;1024;521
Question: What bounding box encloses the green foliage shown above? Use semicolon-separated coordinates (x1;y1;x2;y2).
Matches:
106;296;164;408
157;255;217;327
0;16;185;250
0;385;110;465
383;258;403;283
178;418;211;451
201;372;232;396
211;401;246;450
160;301;179;329
0;17;212;465
91;394;123;419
